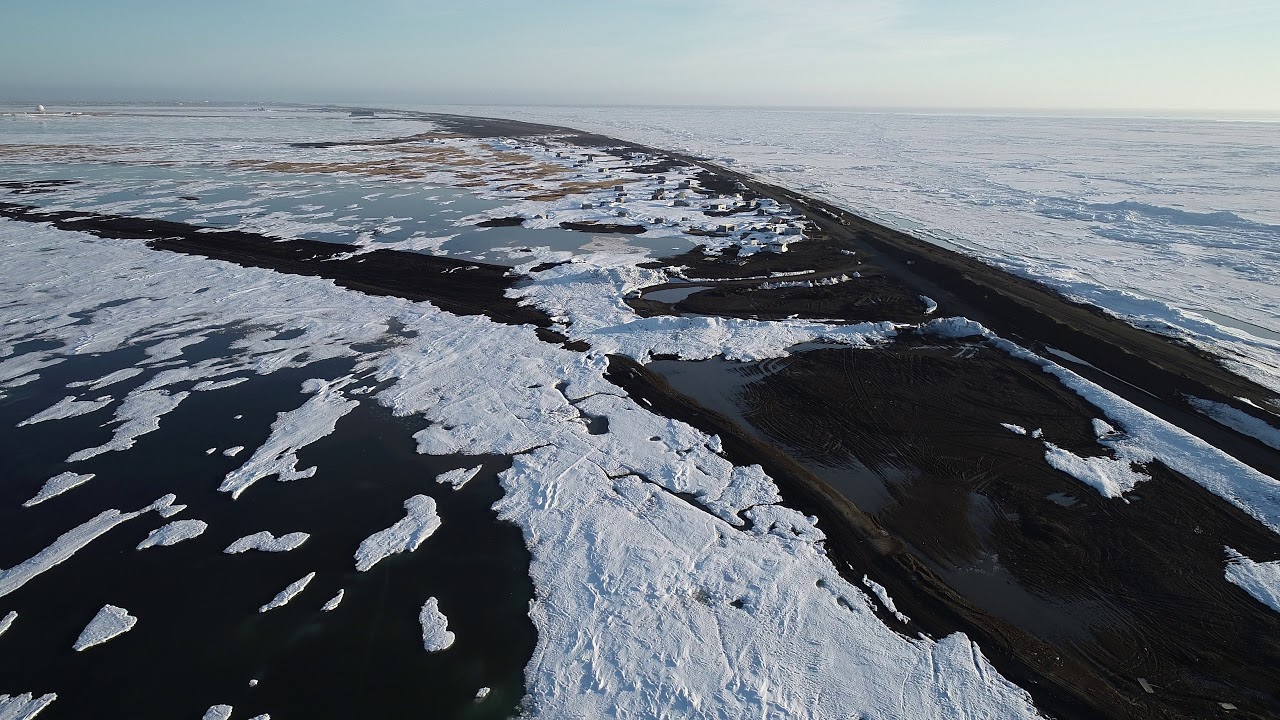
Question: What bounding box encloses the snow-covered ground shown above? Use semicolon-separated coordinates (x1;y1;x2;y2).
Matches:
425;105;1280;394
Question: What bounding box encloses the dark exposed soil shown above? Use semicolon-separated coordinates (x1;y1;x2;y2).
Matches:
558;221;647;235
475;216;526;228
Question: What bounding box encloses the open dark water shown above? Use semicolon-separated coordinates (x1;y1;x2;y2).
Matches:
0;328;535;719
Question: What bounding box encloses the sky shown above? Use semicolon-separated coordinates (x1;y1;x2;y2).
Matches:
2;0;1278;112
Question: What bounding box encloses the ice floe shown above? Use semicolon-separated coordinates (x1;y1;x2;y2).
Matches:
17;395;113;426
354;495;441;572
321;589;344;612
202;706;233;720
66;389;189;462
0;693;57;720
418;597;454;652
136;519;208;549
0;495;179;599
0;610;16;637
224;531;310;554
1224;547;1280;614
259;572;316;613
222;446;245;457
1001;423;1028;436
220;378;357;499
435;465;482;490
73;604;136;651
862;575;910;624
22;472;95;507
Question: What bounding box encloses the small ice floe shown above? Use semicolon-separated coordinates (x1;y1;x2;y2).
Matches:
18;395;113;426
1000;423;1028;436
418;597;454;652
202;705;233;720
66;389;189;462
23;472;95;507
219;378;357;499
435;465;482;491
248;679;259;687
67;367;142;391
1224;547;1280;614
222;446;245;457
73;604;137;651
224;531;310;554
136;519;207;549
475;687;491;700
354;495;441;572
0;692;57;719
1;494;180;599
136;515;206;548
321;589;344;612
192;377;249;392
247;715;269;720
1030;428;1044;439
0;610;16;637
259;572;316;613
919;296;938;315
234;415;243;420
205;448;217;455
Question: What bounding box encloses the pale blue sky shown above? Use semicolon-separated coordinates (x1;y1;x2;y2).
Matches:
3;0;1277;111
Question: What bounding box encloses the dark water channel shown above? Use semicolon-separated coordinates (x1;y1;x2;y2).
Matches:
0;329;535;719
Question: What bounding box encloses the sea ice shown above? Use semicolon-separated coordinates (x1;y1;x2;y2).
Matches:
220;378;357;499
136;519;208;549
66;389;189;462
259;572;316;613
0;494;181;599
418;597;454;652
0;610;16;637
354;495;441;571
224;531;310;554
475;687;490;700
202;706;233;720
435;465;482;490
22;472;95;507
222;446;245;457
73;604;137;651
321;589;344;612
17;395;113;426
1224;547;1280;614
0;693;57;720
1001;423;1028;435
